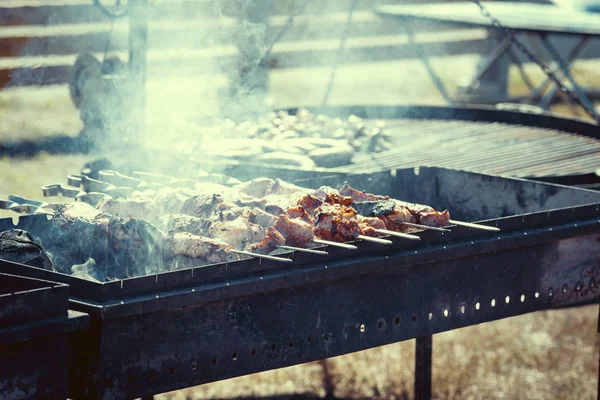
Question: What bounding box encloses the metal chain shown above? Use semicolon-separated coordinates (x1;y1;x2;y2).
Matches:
321;0;359;107
469;0;600;123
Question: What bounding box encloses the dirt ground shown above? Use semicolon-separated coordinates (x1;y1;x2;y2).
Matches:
0;57;598;400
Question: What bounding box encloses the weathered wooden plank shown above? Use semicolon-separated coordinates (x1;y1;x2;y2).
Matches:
0;36;488;87
0;0;452;26
0;15;475;58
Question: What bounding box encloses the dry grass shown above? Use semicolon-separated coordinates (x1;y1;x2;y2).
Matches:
0;57;598;400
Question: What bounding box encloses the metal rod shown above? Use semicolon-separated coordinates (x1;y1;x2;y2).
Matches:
356;235;393;245
313;239;358;250
399;222;451;233
374;229;421;241
448;220;500;232
277;245;329;256
415;335;433;400
230;250;293;263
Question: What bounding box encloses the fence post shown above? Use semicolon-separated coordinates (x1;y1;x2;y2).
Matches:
415;335;432;400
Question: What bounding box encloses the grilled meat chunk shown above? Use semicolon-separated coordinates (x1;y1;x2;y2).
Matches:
297;194;323;215
339;184;389;202
166;232;238;264
244;227;286;254
29;202;165;280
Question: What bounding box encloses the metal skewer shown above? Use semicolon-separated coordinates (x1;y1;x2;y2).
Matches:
399;222;451;233
277;245;329;255
231;249;293;263
356;235;393;245
448;219;500;232
313;239;358;250
374;229;421;241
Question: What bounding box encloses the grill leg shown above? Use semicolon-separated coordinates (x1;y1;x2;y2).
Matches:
597;303;599;400
415;335;432;400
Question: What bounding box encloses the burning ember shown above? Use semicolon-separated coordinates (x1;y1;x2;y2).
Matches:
1;173;451;282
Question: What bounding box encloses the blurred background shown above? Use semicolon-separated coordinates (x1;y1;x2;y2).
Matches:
0;0;599;398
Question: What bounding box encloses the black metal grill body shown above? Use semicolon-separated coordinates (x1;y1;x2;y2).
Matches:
0;167;599;399
0;273;89;400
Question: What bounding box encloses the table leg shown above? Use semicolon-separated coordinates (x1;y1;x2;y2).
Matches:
538;34;596;113
527;35;589;103
455;32;513;102
415;335;432;400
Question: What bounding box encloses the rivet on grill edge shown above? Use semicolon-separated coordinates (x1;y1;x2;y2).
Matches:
548;288;553;297
232;353;238;360
428;313;433;320
191;362;197;371
443;309;449;317
155;295;159;299
575;282;581;291
460;305;465;314
590;279;596;288
505;296;510;304
120;301;124;305
359;324;366;332
562;284;568;293
259;276;264;280
520;294;525;302
475;302;480;310
491;299;496;307
535;292;540;298
191;288;195;292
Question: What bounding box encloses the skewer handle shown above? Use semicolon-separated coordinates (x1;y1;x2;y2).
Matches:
313;239;358;250
231;249;293;263
448;219;500;232
374;229;421;241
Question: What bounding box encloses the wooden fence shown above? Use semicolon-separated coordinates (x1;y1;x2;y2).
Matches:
0;0;494;88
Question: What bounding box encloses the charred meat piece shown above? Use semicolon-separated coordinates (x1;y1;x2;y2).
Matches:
314;203;363;242
285;205;315;225
0;229;54;271
166;232;238;264
297;194;323;215
325;193;353;206
96;196;162;224
180;194;226;219
357;215;386;236
233;177;275;198
208;217;270;250
266;179;313;196
339;184;389;202
244;228;286;254
29;202;166;280
314;185;340;201
274;211;315;247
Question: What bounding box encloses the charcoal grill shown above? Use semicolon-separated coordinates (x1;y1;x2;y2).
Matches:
0;272;89;399
0;166;599;399
64;105;600;192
